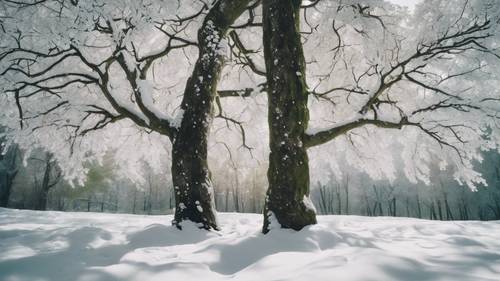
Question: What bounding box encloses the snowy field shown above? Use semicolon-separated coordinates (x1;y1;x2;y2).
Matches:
0;208;499;281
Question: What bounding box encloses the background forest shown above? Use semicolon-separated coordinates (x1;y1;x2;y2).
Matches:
2;136;499;221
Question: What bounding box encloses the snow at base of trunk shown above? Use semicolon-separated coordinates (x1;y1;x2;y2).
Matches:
0;208;499;281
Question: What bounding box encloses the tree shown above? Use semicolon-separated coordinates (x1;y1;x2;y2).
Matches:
262;0;500;232
261;0;316;232
171;0;253;229
33;152;62;210
0;127;18;207
0;0;256;229
70;157;115;212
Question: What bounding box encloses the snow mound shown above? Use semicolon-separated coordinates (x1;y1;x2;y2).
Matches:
0;208;499;281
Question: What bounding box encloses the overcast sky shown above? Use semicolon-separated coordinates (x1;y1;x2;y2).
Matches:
387;0;422;9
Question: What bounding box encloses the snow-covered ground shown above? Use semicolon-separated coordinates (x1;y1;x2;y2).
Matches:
0;208;499;281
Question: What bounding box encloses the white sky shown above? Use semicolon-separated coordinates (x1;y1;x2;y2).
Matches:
387;0;423;9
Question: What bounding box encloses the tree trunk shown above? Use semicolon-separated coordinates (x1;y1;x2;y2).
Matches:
87;195;92;212
0;143;18;208
0;171;16;207
406;197;410;217
416;192;422;219
172;0;251;230
169;188;174;210
336;185;342;215
34;152;61;211
319;185;327;214
444;197;454;220
36;153;55;211
262;0;316;233
344;176;350;215
132;189;137;214
387;197;396;216
437;199;443;220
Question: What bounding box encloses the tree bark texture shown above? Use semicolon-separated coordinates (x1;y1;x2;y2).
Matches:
262;0;317;233
35;153;54;211
172;0;251;230
0;142;18;208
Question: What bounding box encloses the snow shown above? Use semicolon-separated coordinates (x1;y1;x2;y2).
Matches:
136;79;173;122
305;114;363;135
171;108;184;129
195;200;203;213
303;195;317;213
0;208;499;281
387;0;422;10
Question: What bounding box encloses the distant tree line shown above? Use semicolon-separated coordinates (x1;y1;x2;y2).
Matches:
2;142;499;221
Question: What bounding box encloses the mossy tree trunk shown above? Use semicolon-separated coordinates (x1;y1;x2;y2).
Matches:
172;0;251;230
0;142;18;208
262;0;317;233
34;152;60;211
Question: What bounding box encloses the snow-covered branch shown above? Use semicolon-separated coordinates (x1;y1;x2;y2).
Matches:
304;116;416;148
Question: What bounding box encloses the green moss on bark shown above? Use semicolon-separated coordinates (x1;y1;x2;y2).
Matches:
262;0;317;233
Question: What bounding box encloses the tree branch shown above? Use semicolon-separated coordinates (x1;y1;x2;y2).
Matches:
304;117;415;148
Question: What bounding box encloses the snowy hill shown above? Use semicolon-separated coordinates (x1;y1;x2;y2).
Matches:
0;208;499;281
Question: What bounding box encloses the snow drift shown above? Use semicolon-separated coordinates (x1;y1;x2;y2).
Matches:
0;208;499;281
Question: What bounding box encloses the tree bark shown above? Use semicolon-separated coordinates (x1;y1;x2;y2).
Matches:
172;0;251;230
0;143;17;208
35;152;56;211
262;0;317;233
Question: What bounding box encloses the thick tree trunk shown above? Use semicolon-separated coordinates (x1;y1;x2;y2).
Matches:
172;0;251;230
0;172;15;207
0;143;18;208
35;153;53;211
262;0;317;233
